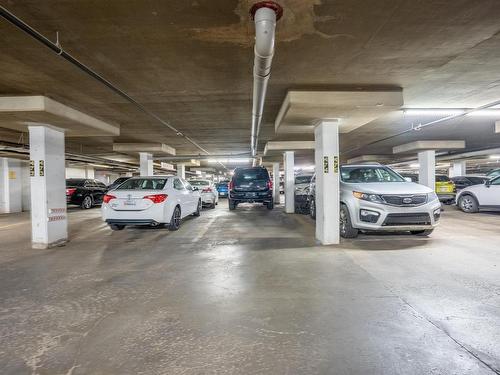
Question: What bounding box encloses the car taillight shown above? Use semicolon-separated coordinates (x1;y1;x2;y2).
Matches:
229;181;234;190
267;180;273;190
202;187;212;193
143;194;168;204
103;194;116;203
66;188;76;196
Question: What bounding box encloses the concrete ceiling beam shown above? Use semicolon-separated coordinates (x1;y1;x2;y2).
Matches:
113;143;176;156
393;140;465;154
263;141;315;156
347;155;392;164
0;96;120;136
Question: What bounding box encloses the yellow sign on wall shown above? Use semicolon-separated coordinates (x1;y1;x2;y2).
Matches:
8;170;16;179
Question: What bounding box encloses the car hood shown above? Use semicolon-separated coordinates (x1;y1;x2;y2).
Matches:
342;181;433;195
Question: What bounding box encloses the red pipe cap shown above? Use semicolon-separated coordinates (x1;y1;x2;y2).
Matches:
250;1;284;21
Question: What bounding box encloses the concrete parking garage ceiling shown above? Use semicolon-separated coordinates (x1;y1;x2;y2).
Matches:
1;0;500;167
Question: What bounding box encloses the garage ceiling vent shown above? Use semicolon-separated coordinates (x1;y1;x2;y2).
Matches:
250;1;283;158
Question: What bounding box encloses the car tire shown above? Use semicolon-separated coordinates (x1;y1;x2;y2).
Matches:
340;204;359;239
81;195;93;209
411;229;434;236
266;201;274;210
168;206;182;231
109;224;125;231
229;199;236;211
193;200;201;217
210;201;216;209
458;194;479;213
309;198;316;220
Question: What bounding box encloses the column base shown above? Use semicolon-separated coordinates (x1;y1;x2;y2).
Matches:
32;238;67;249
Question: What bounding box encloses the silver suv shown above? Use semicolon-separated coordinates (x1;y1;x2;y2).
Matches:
308;164;441;238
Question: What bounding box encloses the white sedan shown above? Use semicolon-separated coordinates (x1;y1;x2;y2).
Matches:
188;179;218;208
102;176;201;230
457;175;500;213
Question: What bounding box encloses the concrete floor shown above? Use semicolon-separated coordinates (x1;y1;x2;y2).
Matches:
0;202;499;374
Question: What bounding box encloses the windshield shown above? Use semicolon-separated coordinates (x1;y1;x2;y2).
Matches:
295;175;312;184
116;178;168;190
487;169;500;177
436;175;451;182
66;179;86;187
341;166;405;183
189;180;210;186
234;168;269;181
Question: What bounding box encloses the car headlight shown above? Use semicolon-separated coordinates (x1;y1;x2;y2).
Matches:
352;191;384;203
428;192;439;202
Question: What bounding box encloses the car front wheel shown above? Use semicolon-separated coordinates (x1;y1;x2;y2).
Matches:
193;200;201;217
340;204;359;238
309;198;316;220
458;195;479;213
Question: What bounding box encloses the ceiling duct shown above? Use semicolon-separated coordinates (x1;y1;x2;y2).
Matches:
249;1;283;159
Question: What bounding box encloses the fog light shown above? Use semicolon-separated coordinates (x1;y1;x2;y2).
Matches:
433;208;441;221
360;209;380;223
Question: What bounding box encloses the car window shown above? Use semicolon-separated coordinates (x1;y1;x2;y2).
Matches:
468;177;485;184
84;180;95;187
66;179;86;187
95;181;107;188
116;178;168;190
173;178;185;190
341;166;404;183
234;168;269;181
491;176;500;185
189;180;210;187
182;179;194;191
436;175;451;182
295;175;312;184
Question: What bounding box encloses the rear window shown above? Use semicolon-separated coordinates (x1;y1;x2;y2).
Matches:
468;177;486;184
234;168;269;181
436;175;451;182
189;180;210;187
295;175;312;184
66;179;86;187
116;178;168;190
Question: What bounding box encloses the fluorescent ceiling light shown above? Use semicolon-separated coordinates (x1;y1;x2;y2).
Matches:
466;110;500;117
409;163;419;168
489;155;500;159
206;158;251;163
404;108;500;117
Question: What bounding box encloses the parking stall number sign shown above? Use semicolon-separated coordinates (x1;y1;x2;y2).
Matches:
323;156;329;173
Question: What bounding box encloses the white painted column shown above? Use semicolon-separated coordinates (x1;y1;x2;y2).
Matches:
283;151;295;213
272;162;280;204
139;152;153;176
449;160;466;177
418;150;435;190
85;165;95;179
314;121;340;245
0;158;22;213
29;125;67;249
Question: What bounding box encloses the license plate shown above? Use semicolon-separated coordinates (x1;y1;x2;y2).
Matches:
439;187;449;192
247;192;257;197
124;200;136;206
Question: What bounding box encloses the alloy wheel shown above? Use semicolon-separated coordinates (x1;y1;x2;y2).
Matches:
173;207;181;228
339;208;347;235
83;196;92;209
460;197;473;211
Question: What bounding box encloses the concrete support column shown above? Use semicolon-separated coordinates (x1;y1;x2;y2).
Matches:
314;120;340;245
139;152;153;176
418;150;435;190
283;151;295;213
449;160;466;177
28;125;67;249
85;165;95;179
272;162;280;204
0;158;22;213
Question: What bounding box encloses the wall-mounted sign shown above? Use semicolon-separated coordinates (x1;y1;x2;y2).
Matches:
30;160;35;176
39;160;45;177
8;170;16;179
323;156;329;173
333;156;339;173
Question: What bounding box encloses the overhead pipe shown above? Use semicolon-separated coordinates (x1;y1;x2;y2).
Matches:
250;2;283;159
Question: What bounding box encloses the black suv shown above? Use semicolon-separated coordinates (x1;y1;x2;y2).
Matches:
228;167;273;210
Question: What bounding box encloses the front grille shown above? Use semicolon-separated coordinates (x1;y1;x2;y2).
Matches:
381;194;427;206
382;213;431;226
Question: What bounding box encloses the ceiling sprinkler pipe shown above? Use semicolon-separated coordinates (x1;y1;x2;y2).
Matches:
250;2;282;157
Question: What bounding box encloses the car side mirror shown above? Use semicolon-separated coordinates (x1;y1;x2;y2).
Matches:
192;187;199;191
485;180;491;187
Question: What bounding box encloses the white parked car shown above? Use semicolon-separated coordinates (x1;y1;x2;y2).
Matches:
188;179;218;208
102;176;201;231
456;175;500;213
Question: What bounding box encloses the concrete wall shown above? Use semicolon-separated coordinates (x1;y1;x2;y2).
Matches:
0;158;23;213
